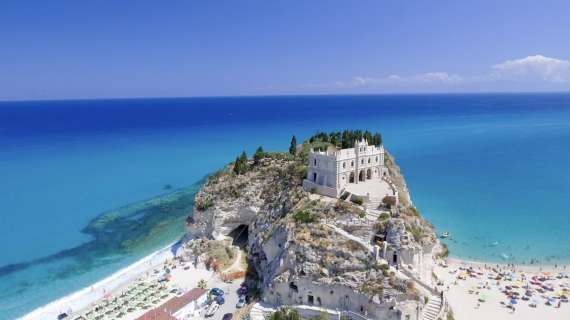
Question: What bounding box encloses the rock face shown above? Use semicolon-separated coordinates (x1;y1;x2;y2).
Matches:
187;151;440;320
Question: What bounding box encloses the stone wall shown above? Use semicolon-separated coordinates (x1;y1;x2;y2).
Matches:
264;279;404;320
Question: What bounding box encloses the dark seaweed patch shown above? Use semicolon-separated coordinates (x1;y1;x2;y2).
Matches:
0;180;203;278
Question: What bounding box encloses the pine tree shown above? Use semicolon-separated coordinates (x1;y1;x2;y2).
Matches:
373;132;382;146
341;130;350;148
253;146;265;165
289;135;297;155
232;156;241;174
232;151;249;174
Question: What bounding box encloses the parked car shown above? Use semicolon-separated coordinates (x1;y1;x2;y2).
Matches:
222;313;233;320
210;288;225;296
205;302;220;317
236;295;246;308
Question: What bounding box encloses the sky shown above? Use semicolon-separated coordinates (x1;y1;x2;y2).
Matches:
1;0;570;100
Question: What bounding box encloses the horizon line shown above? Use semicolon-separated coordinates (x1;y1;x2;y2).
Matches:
1;90;570;103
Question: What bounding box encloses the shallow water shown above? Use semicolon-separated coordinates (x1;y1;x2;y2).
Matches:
1;94;570;319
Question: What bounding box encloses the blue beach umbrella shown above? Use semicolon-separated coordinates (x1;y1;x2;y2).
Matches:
510;298;518;305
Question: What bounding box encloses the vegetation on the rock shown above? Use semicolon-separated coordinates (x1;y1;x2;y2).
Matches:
253;146;266;165
289;135;297;155
293;209;318;224
233;151;249;175
307;129;382;149
437;243;450;259
351;196;364;206
269;308;301;320
189;239;236;270
382;195;397;208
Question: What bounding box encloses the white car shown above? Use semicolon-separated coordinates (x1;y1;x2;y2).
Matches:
205;302;219;317
236;295;246;308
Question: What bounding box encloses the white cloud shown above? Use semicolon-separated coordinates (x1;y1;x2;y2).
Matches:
307;72;462;89
492;55;570;83
300;54;570;93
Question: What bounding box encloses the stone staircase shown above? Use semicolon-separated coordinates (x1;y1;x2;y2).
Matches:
380;277;405;302
421;295;442;320
365;198;383;210
249;302;275;320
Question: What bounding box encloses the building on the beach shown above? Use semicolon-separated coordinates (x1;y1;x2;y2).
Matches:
303;138;389;197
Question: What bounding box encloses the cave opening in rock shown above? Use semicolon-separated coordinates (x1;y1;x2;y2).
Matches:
228;224;249;248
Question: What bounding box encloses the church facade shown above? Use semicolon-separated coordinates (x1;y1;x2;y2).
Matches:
302;138;389;197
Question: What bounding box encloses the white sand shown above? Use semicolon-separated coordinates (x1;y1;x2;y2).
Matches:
19;243;178;320
435;258;570;320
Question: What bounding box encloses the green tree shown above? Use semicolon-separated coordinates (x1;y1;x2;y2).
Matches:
288;310;301;320
253;146;265;165
289;135;297;155
232;151;249;175
330;134;338;147
373;132;382;146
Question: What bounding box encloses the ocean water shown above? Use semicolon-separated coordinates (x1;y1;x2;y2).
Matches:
1;94;570;319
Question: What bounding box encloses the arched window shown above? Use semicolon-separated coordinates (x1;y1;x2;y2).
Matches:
342;162;346;169
368;158;371;164
351;161;354;167
376;156;378;162
314;159;317;166
361;159;364;164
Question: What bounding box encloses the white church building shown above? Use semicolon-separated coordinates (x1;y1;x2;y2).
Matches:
303;138;389;198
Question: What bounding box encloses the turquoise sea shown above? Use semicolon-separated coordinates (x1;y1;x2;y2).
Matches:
1;94;570;319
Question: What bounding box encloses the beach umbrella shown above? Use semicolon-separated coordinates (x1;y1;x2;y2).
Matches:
478;294;487;302
510;298;518;305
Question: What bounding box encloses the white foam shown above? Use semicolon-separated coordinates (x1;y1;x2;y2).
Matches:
19;242;177;320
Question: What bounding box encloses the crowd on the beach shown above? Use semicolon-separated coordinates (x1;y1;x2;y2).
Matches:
437;261;569;315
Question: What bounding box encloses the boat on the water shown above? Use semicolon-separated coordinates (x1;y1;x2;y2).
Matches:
440;231;450;239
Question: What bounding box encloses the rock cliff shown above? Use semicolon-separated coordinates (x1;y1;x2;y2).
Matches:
187;146;440;319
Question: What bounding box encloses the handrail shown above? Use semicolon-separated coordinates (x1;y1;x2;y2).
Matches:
399;267;438;296
340;310;368;320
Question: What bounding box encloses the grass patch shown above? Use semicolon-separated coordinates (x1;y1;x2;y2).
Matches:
293;210;317;223
351;196;364;206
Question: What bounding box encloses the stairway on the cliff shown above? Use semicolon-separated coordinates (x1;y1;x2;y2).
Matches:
421;295;442;320
365;198;383;210
249;302;275;320
381;277;401;302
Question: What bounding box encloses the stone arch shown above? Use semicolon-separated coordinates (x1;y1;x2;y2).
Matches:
359;170;365;182
366;168;372;179
349;172;355;183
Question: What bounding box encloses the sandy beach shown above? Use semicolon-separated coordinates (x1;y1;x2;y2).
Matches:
19;241;214;320
435;258;570;320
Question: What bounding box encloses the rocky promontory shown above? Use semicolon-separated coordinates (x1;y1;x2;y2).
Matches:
186;133;446;320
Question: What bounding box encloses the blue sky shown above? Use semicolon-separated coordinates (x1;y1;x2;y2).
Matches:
1;0;570;100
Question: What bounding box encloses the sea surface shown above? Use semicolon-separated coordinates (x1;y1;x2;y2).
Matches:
1;94;570;319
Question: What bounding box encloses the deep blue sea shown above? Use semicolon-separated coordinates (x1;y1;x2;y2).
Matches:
1;94;570;319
